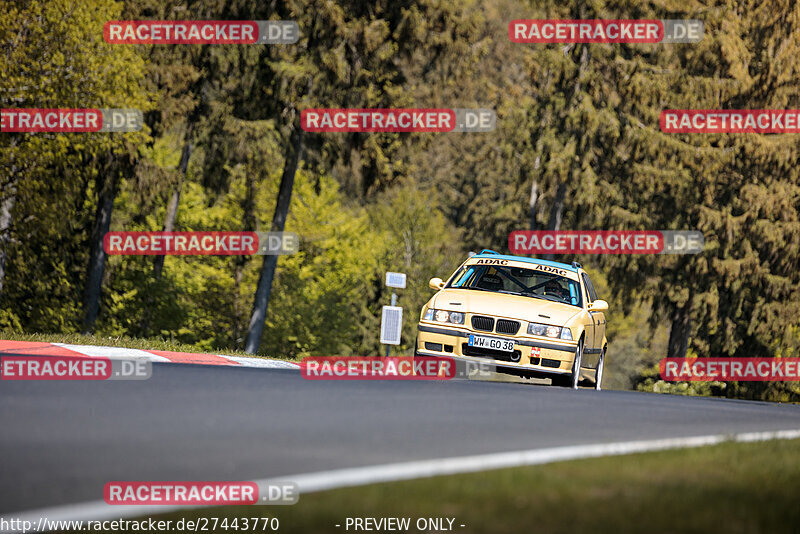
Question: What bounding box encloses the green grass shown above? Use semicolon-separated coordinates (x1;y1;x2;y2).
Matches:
132;438;800;534
0;331;295;362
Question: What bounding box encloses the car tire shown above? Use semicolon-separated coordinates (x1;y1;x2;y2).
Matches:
553;338;583;389
594;346;605;391
569;339;583;389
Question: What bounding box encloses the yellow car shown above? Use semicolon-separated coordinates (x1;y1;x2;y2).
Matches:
415;250;608;389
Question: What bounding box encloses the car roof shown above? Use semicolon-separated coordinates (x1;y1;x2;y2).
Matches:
470;250;580;273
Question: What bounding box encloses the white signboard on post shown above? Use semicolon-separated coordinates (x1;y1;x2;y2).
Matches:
385;272;407;289
380;306;403;345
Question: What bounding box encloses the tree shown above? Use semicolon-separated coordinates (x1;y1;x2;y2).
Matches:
599;0;800;371
240;0;484;353
0;0;152;332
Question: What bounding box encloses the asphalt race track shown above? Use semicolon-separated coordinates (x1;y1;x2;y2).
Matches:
2;363;800;515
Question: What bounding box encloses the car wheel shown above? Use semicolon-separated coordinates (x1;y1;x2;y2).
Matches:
594;346;605;391
569;339;583;389
553;338;583;389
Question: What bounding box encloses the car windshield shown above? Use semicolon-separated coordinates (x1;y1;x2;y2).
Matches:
447;264;582;307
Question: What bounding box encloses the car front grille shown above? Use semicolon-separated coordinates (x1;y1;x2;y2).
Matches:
471;315;495;332
495;319;520;335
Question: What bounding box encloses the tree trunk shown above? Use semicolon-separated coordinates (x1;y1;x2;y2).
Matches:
539;45;587;259
541;182;566;260
233;169;258;343
547;182;566;231
0;185;16;302
528;177;539;231
666;295;693;359
138;140;192;337
153;140;191;279
82;156;120;333
244;126;303;354
0;138;19;302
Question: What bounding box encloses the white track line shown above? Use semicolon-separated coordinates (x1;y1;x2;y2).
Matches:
3;428;800;532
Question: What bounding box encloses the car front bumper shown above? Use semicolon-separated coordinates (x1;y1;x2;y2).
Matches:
416;322;578;377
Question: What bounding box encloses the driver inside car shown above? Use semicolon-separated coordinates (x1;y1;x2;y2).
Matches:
544;280;568;301
477;272;504;292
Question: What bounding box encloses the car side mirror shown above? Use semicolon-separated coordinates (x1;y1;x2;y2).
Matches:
589;299;609;312
429;277;445;290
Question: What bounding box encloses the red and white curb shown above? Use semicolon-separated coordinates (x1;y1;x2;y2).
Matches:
0;340;299;369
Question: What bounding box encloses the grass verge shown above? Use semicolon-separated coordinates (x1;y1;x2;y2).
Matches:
110;437;800;534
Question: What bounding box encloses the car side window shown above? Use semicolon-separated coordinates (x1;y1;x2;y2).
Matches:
581;273;598;303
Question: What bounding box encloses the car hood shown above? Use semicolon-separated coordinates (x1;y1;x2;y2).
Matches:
433;288;581;326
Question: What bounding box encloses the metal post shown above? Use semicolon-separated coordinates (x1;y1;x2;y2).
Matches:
385;292;397;357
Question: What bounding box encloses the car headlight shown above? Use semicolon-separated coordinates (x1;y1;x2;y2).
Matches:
527;322;567;338
449;311;465;324
423;309;465;325
560;327;573;340
435;309;450;322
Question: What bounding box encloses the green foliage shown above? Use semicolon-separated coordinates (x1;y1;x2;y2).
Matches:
3;0;800;403
0;0;152;331
258;172;380;357
364;181;466;354
97;144;464;357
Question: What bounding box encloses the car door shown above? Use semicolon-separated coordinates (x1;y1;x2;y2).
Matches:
580;273;596;351
581;273;605;365
591;282;607;352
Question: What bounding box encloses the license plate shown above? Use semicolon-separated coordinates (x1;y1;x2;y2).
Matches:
468;334;515;352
